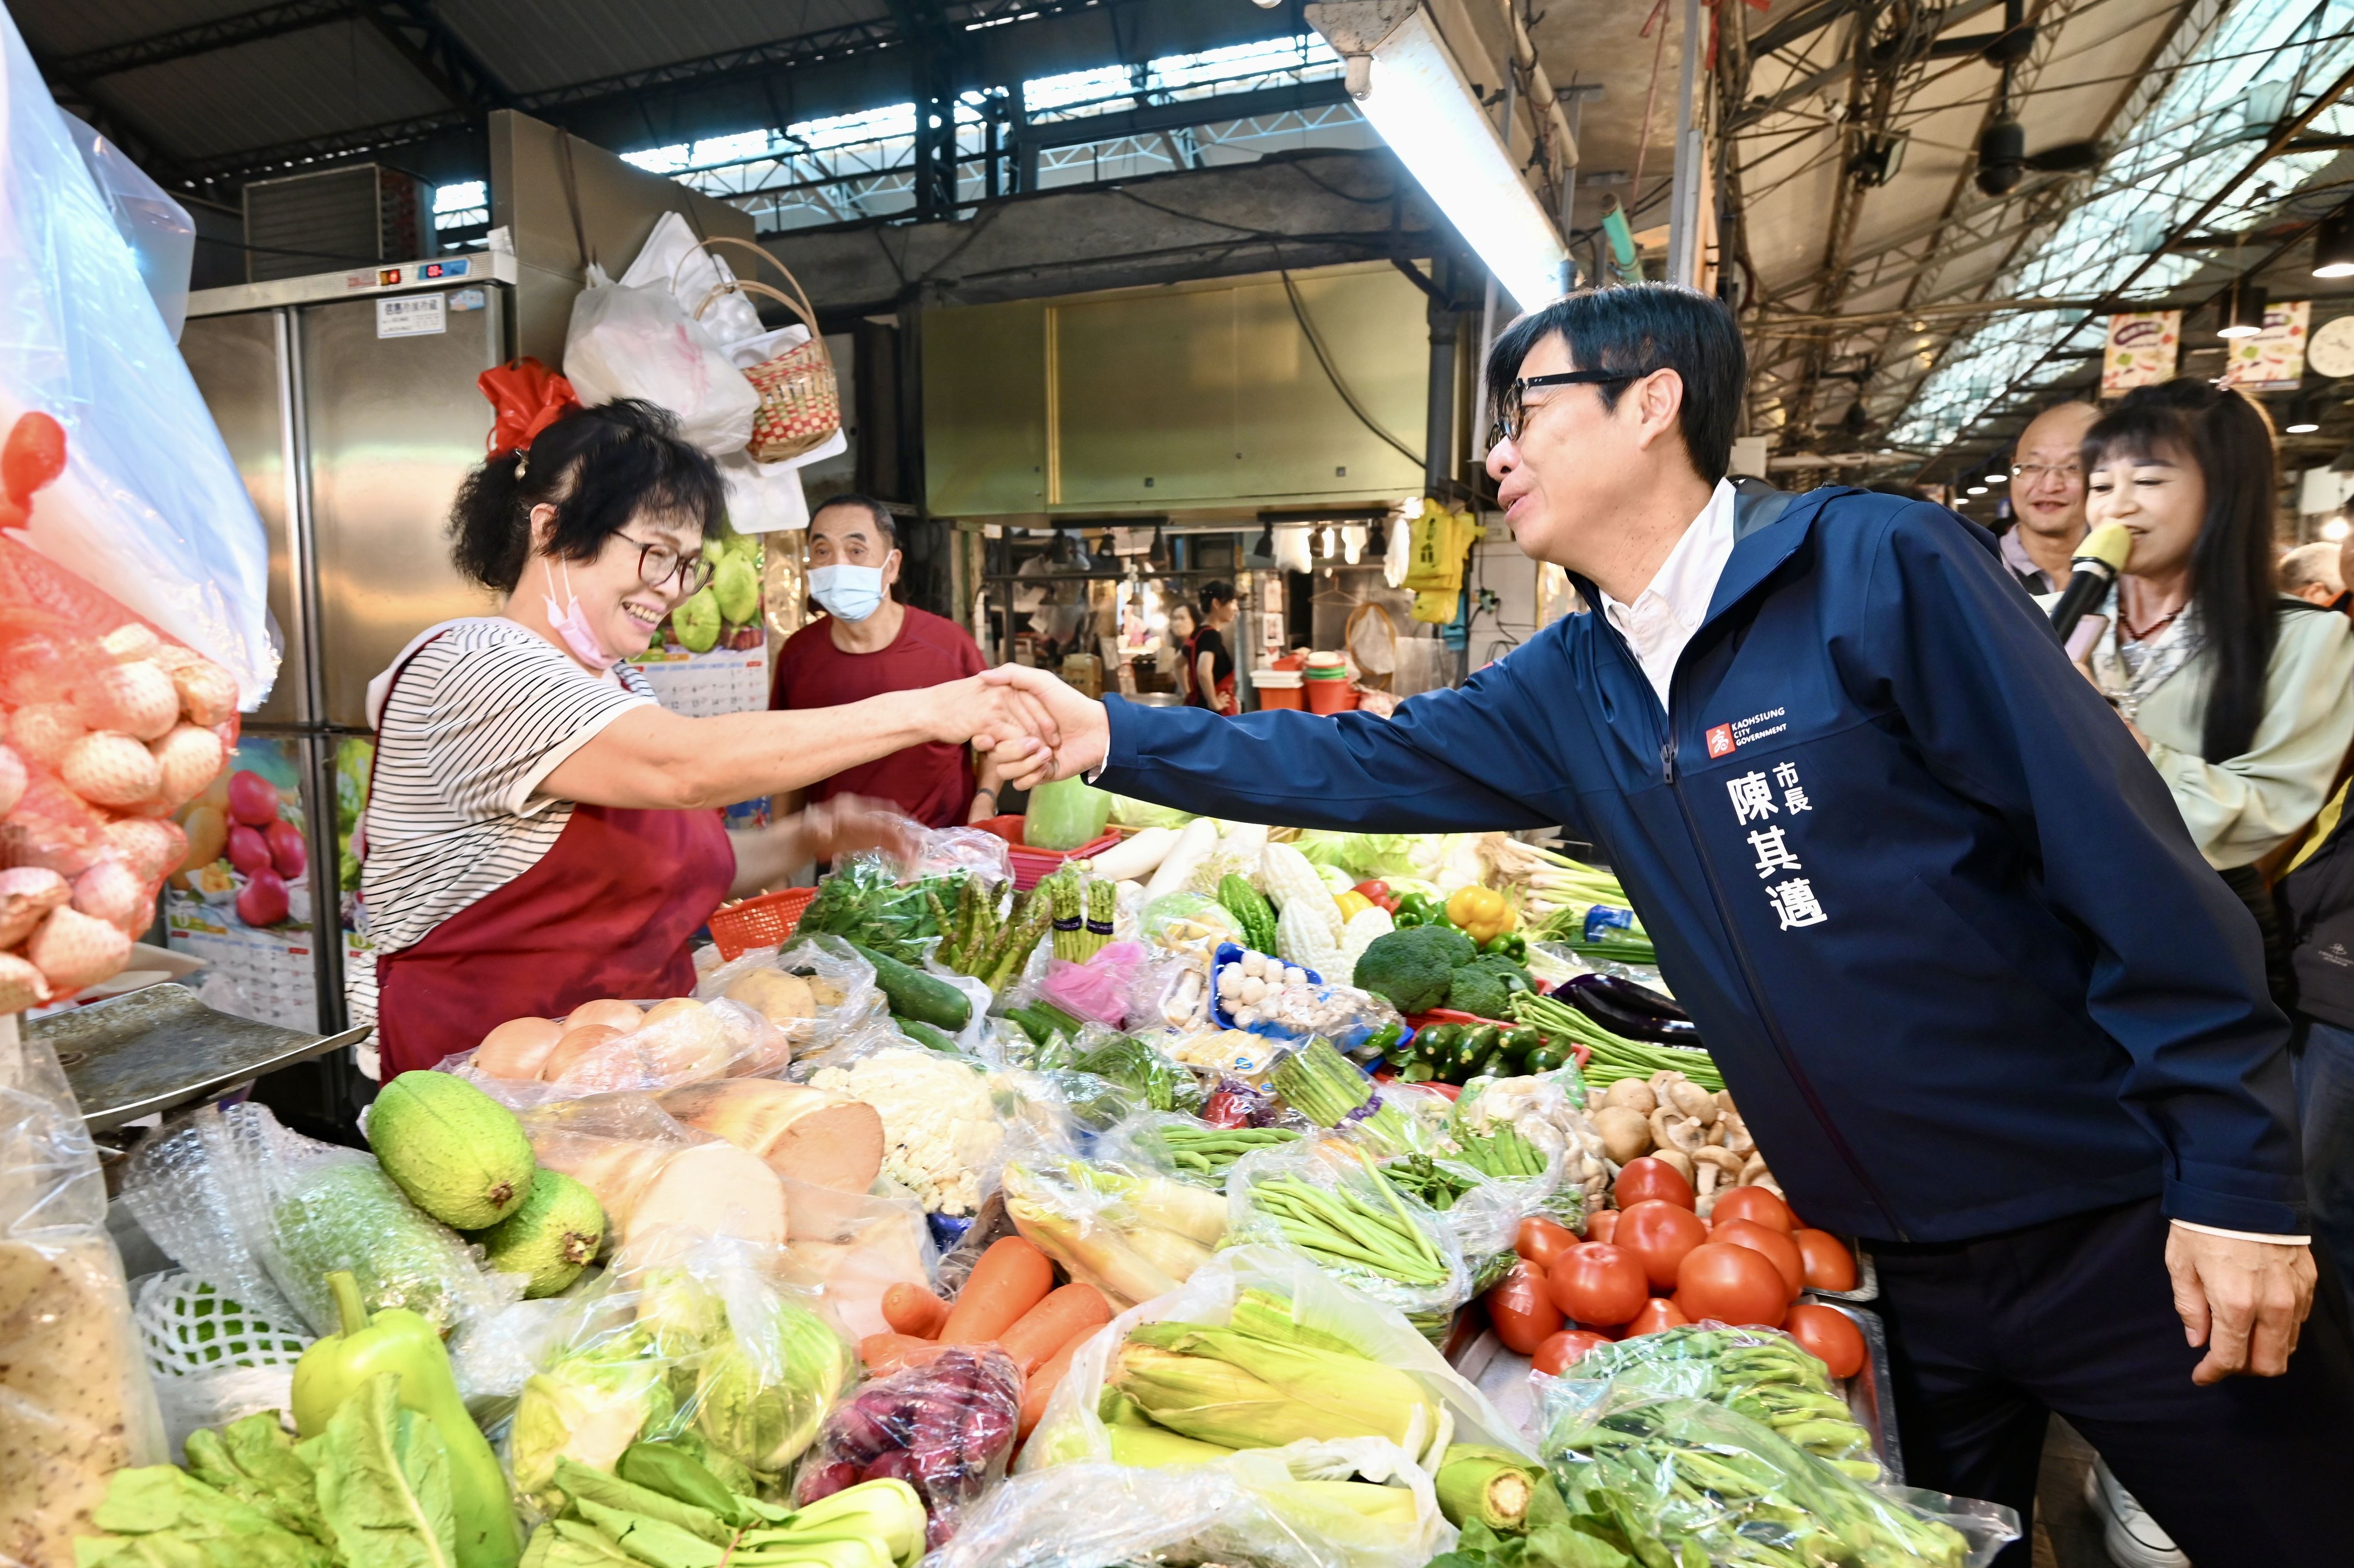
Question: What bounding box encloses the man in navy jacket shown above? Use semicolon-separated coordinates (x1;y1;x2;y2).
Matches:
985;285;2350;1562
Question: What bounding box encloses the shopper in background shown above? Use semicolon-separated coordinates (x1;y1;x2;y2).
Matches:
1184;579;1240;714
363;404;1046;1076
2074;382;2354;999
2280;539;2347;608
769;493;1009;828
982;284;2353;1567
2003;399;2099;592
1160;600;1198;691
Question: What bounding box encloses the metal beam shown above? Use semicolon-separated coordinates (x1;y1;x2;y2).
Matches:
1022;78;1351;152
1746;0;1863;62
48;1;351;81
356;2;512;112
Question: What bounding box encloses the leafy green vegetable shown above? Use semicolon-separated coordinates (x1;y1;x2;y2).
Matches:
799;867;958;963
77;1465;335;1568
511;1331;676;1506
183;1412;329;1546
687;1297;854;1483
304;1372;459;1568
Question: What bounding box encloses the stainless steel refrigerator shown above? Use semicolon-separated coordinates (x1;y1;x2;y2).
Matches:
176;258;513;1074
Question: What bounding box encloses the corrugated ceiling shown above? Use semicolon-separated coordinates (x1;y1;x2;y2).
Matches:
437;0;892;96
99;19;449;161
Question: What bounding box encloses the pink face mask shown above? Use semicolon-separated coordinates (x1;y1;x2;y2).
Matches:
541;558;619;671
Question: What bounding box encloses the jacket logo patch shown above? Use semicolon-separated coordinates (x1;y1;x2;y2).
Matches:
1706;724;1736;758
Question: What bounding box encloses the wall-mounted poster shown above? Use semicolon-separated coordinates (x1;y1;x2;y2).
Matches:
2101;310;2181;392
2221;298;2310;390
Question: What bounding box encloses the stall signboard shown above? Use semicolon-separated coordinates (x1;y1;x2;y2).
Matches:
164;735;325;1030
2100;310;2180;391
2221;299;2310;390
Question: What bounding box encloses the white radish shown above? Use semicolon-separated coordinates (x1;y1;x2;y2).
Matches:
1143;816;1222;899
1084;825;1178;882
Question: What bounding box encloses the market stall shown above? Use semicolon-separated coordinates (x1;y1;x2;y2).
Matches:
7;787;2022;1568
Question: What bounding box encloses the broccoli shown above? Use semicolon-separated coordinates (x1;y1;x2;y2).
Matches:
1466;952;1532;991
1353;925;1477;1012
1446;965;1512;1021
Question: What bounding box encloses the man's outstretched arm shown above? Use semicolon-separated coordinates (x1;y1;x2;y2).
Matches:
983;662;1571;836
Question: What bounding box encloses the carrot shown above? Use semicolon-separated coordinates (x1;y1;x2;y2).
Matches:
882;1282;951;1339
1019;1334;1084;1441
860;1332;951;1376
996;1283;1111;1375
937;1236;1054;1344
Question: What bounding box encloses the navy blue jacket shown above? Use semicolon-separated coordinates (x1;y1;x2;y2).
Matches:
1099;486;2305;1243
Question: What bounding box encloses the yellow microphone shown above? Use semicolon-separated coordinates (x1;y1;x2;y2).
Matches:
2048;523;2131;643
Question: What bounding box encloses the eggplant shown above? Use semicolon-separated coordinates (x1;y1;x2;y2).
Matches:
1555;974;1707;1046
1560;973;1689;1020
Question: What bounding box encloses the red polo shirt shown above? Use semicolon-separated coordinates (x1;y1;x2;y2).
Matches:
769;605;986;827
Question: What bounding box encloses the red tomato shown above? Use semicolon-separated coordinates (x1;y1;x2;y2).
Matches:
1485;1260;1563;1354
1614;1156;1696;1210
1675;1242;1790;1328
1793;1229;1859;1292
1711;1218;1805;1300
1516;1216;1579;1272
2;413;66;505
1623;1297;1689;1337
1711;1186;1796;1234
1784;1302;1867;1378
1531;1328;1612;1375
1614;1200;1709;1290
1585;1209;1620;1244
1546;1243;1649;1327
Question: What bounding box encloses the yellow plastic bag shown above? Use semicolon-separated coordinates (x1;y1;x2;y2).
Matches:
1401;501;1473;595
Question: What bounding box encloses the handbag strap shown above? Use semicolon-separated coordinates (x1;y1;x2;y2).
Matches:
694;277;834;372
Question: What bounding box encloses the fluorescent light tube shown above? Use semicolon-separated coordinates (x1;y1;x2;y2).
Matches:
1336;7;1568;311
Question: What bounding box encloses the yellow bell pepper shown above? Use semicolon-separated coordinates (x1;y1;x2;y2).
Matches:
1336;891;1372;921
1445;886;1517;946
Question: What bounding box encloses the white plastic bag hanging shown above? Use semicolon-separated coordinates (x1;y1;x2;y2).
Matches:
0;10;275;702
563;280;758;455
619;210;766;346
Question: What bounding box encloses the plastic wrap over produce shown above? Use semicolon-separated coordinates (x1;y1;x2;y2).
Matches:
450;994;793;1100
1;1020;168;1567
0;9;273;702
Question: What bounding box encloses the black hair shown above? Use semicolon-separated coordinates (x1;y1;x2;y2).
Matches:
2081;378;2281;764
449;399;724;593
1484;283;1747;485
1198;579;1237;614
809;492;898;552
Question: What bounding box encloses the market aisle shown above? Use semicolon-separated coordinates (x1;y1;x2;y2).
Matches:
2033;1419;2107;1568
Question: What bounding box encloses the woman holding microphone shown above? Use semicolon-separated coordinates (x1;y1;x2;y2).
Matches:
360;400;1045;1075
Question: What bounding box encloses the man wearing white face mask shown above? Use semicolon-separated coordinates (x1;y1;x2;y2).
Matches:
770;494;1004;827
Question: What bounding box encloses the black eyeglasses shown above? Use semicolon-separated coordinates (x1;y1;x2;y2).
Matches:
1489;368;1645;446
618;533;712;594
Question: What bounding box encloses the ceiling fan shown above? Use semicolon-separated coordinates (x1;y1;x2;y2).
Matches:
1931;0;2101;195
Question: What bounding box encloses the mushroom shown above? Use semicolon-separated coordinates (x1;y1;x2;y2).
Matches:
1737;1152;1772;1186
1719;1115;1755;1156
1664;1079;1719;1125
1691;1145;1745;1203
1649;1105;1706;1155
1591;1105;1652;1165
1601;1078;1657;1115
1714;1089;1740;1120
1651;1147;1695;1184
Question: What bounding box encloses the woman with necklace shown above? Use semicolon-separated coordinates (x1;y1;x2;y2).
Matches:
2076;379;2354;994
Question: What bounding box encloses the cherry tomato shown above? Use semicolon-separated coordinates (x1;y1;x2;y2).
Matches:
1614;1199;1709;1290
1784;1302;1867;1378
1;413;64;505
1485;1260;1563;1354
1711;1186;1796;1234
1531;1328;1612;1375
1711;1218;1805;1300
1585;1209;1620;1244
1546;1242;1650;1327
1674;1242;1790;1328
1792;1228;1860;1292
1614;1156;1696;1210
1623;1297;1689;1337
1517;1216;1579;1272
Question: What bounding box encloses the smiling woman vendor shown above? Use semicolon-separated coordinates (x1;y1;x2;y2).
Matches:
359;400;1036;1075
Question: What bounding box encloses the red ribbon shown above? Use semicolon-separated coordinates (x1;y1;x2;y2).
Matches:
477;358;581;457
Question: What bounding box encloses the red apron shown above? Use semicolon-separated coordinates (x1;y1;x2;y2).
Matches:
370;642;736;1076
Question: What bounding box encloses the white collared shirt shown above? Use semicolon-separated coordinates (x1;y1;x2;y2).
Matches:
1597;478;1738;713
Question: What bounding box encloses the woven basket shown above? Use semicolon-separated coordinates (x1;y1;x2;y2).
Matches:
682;236;841;463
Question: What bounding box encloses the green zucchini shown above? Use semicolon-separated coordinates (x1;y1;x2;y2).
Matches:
848;941;972;1031
895;1016;961;1052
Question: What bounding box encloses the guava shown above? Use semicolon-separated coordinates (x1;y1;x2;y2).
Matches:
712;556;758;624
673;587;723;654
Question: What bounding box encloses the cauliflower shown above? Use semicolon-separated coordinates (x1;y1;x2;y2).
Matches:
808;1049;1002;1216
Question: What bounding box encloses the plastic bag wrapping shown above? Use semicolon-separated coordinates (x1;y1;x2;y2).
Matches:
507;1233;857;1507
1038;942;1146;1027
1454;1072;1611;1221
519;1093;791;1258
130;1269;310;1459
1215;948;1404;1053
451;995;792;1102
1536;1374;2020;1568
1224;1140;1467;1322
1024;777;1113;851
57;116;194;343
794;1344;1022;1548
0;1015;167;1565
563;278;757;455
1139;890;1241;960
1000;1151;1226;1313
887;822;1013;886
774;1173;934;1341
698;934;887;1066
803;1046;1011;1216
618;211;765;347
1021;1246;1531;1567
119;1100;516;1340
1127;947;1211;1033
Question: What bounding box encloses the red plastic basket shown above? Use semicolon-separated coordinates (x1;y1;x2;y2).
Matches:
708;885;819;961
972;813;1122;890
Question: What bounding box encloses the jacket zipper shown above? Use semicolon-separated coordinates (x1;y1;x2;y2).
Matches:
1636;627;1910;1239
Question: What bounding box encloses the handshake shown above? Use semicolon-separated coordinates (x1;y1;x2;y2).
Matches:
932;665;1111;790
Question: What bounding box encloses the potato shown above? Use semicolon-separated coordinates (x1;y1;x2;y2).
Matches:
1591;1104;1652;1165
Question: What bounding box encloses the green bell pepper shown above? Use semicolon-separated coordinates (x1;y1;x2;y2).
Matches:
1393;892;1442;928
1481;933;1529;962
291;1272;522;1568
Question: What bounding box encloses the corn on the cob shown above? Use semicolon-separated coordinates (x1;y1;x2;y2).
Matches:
1434;1444;1542;1532
1113;1325;1437;1448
